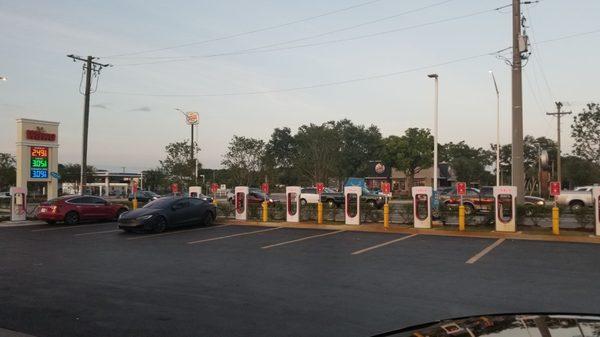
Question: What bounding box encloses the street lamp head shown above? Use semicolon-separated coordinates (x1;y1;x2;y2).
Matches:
427;74;438;79
0;76;6;81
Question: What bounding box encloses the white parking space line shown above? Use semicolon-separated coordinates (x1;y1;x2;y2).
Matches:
187;227;281;245
31;223;112;232
74;229;121;237
261;230;345;249
351;234;418;255
466;238;505;264
127;224;230;241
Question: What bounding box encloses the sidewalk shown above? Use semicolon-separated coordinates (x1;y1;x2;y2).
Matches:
221;219;600;245
0;220;46;227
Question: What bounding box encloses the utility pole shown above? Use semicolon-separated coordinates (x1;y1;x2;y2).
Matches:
546;102;572;183
67;55;111;195
427;73;439;192
511;0;525;203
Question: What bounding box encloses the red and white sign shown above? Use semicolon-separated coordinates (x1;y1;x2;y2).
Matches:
210;183;219;194
456;182;466;195
381;182;391;195
185;112;199;125
550;181;561;196
261;182;269;194
26;128;56;142
171;183;178;194
316;182;325;195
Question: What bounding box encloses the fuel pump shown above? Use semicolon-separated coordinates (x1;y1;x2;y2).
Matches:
189;186;202;198
411;186;432;228
286;186;301;222
493;186;516;232
234;186;249;221
344;186;362;225
9;187;27;221
593;187;600;236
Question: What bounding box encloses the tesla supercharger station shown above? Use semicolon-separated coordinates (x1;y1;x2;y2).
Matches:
286;186;301;222
593;187;600;236
412;186;432;228
188;186;202;198
493;186;517;232
234;186;249;221
344;186;362;225
9;186;28;221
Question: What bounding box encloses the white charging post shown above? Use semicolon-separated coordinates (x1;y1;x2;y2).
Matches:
412;186;432;228
9;186;27;221
493;186;517;232
286;186;301;222
188;186;202;198
593;187;600;236
234;186;249;221
344;186;362;225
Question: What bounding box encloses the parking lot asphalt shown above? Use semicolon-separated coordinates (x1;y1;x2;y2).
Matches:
1;221;600;337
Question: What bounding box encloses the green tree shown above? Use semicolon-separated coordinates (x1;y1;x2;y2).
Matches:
264;127;298;185
441;141;494;185
57;163;96;183
494;135;557;186
159;140;200;189
562;155;600;189
0;153;16;190
292;122;341;184
571;103;600;164
221;136;265;186
142;168;167;193
383;128;433;191
334;119;383;180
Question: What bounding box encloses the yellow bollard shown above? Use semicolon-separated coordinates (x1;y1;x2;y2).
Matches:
552;206;560;235
212;199;218;207
317;202;323;224
262;201;268;222
132;198;138;210
383;203;390;229
458;205;465;231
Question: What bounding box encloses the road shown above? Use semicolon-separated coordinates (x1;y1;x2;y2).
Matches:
1;221;599;337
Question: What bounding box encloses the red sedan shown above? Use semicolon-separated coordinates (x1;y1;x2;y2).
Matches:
36;195;129;225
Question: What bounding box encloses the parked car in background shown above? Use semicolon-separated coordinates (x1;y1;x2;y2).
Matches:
445;186;547;215
195;193;214;203
0;191;11;199
128;190;160;202
228;188;274;205
574;185;595;192
36;195;129;225
118;196;216;233
556;190;593;211
300;187;344;206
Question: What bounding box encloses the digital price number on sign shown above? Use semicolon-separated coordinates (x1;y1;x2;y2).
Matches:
30;146;49;179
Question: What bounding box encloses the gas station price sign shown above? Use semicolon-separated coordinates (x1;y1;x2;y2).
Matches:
30;146;49;179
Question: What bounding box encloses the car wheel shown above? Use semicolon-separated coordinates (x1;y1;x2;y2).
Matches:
152;216;167;233
115;208;127;221
45;220;56;225
202;212;215;227
570;201;584;212
64;211;79;225
300;199;307;206
463;204;475;215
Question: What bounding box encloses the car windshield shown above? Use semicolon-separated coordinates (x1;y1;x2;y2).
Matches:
144;198;174;209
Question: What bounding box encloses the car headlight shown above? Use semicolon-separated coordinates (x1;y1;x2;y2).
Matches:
136;214;153;221
536;200;545;206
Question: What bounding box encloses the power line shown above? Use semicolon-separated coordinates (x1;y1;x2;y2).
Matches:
112;0;457;61
114;5;504;67
101;0;391;58
100;51;494;97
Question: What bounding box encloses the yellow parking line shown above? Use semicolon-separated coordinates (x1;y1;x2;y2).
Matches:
187;227;281;244
127;224;230;241
31;223;111;232
74;229;121;237
466;238;505;264
261;230;345;249
351;234;418;255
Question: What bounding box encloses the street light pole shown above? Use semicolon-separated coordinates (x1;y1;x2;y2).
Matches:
490;71;500;186
428;74;439;191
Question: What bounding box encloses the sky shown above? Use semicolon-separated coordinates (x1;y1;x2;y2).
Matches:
1;0;599;172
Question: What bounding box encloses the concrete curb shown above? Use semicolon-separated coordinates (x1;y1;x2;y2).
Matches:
220;219;600;245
